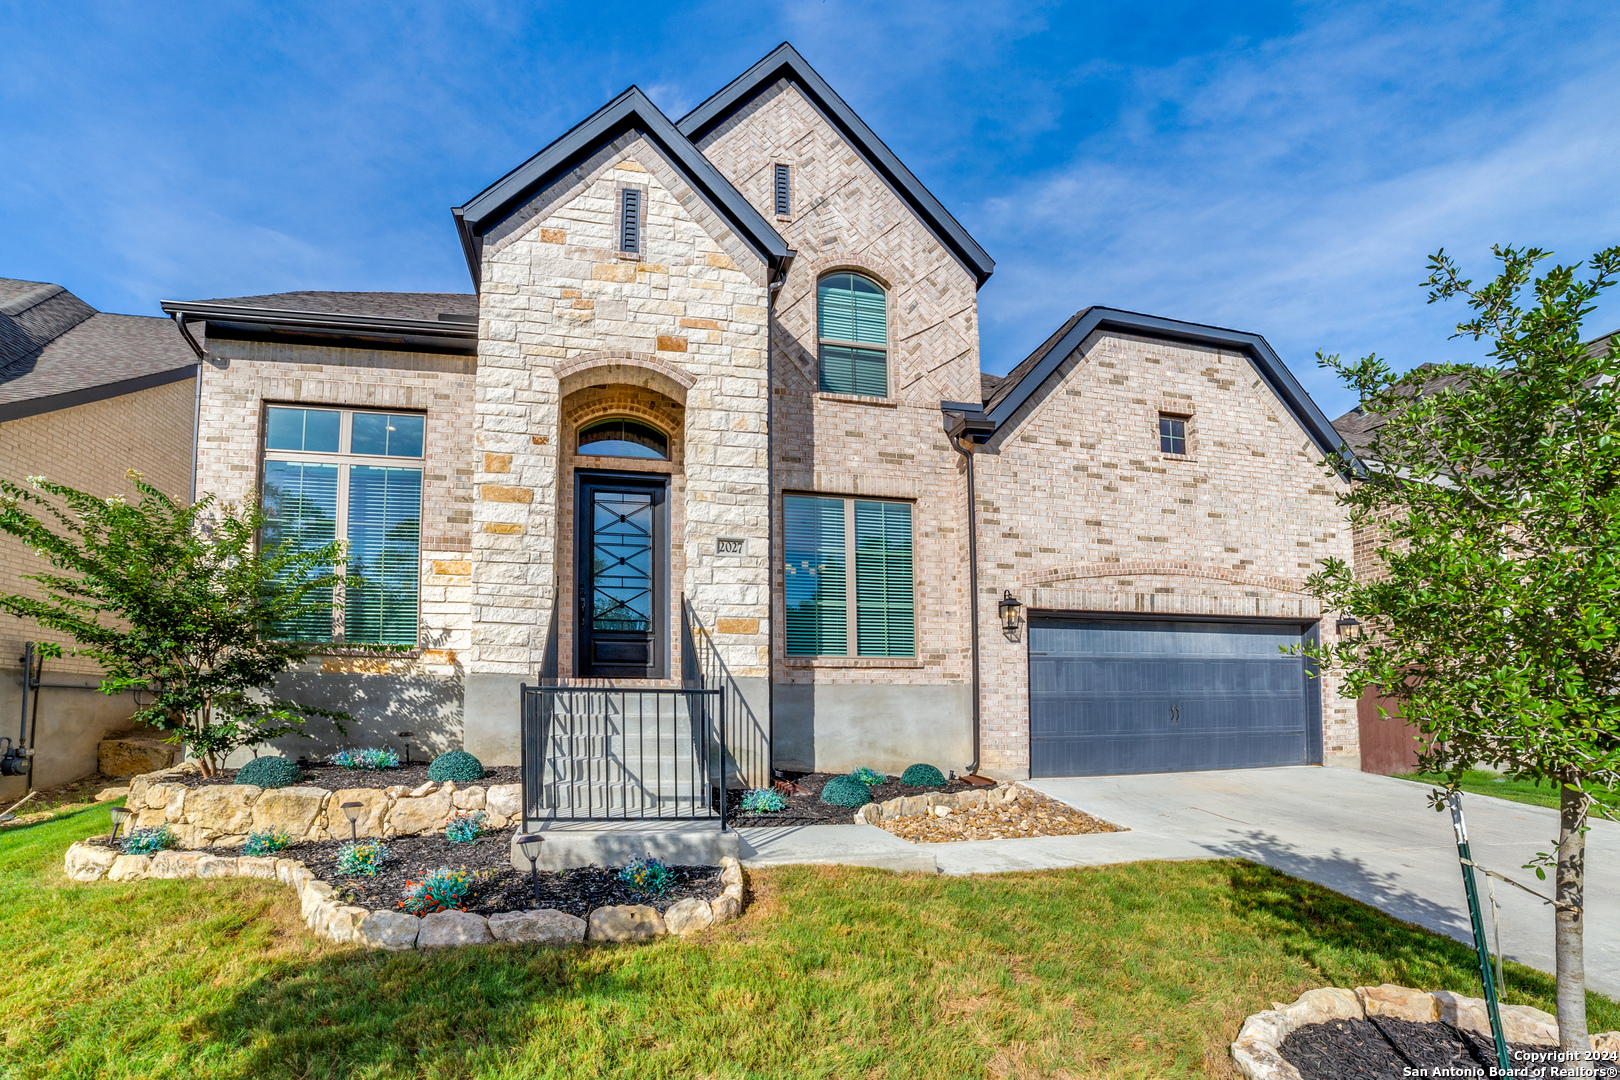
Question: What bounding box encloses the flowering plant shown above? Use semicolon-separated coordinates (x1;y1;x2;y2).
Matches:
398;866;471;915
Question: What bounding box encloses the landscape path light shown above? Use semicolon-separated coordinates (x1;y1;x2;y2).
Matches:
108;804;131;844
516;833;544;905
397;731;414;765
341;801;363;842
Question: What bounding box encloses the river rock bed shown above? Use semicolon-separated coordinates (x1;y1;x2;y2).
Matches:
876;785;1121;843
726;771;975;826
282;832;722;919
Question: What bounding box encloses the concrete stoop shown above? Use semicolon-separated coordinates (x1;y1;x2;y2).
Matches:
511;819;740;871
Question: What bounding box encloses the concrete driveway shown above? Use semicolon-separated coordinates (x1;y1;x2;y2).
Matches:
979;767;1619;999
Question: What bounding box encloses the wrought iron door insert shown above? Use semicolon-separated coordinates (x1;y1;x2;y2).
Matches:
577;473;667;678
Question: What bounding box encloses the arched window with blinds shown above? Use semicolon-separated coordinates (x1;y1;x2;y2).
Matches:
816;271;887;397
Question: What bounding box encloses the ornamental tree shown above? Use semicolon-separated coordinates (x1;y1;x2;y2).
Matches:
0;472;375;773
1308;244;1620;1052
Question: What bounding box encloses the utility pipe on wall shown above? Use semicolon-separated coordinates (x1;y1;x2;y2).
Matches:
951;431;982;777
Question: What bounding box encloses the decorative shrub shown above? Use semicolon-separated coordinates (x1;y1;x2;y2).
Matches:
899;763;946;787
849;766;886;788
241;827;292;856
398;866;471;915
427;750;484;783
618;855;675;896
739;788;788;813
335;840;389;877
120;825;177;855
819;774;873;808
445;810;488;844
330;747;400;771
234;755;304;789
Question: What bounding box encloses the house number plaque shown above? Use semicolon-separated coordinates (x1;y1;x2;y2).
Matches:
716;537;745;555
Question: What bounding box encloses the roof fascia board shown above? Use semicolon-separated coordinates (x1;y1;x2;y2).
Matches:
0;363;197;424
677;43;995;288
454;87;789;289
984;307;1355;465
160;301;477;344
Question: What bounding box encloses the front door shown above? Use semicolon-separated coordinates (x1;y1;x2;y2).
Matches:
577;473;667;678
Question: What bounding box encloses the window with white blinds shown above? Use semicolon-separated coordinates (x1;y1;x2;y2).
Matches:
261;406;424;645
783;494;913;657
817;272;888;397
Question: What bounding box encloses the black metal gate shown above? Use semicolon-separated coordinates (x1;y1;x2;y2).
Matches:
1028;617;1320;777
520;686;724;825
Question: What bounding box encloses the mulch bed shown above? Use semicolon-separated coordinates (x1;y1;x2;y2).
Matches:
1280;1017;1617;1079
879;787;1122;843
279;831;722;918
171;762;522;791
725;771;977;827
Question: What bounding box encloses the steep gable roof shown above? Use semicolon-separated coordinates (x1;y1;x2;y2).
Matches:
951;307;1352;464
453;87;792;291
677;42;995;288
1;279;195;422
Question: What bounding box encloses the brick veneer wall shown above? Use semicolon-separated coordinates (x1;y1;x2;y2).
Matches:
696;79;980;728
972;329;1359;777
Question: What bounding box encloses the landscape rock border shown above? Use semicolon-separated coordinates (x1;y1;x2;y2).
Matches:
1232;984;1620;1080
118;768;523;848
852;782;1021;823
64;839;746;951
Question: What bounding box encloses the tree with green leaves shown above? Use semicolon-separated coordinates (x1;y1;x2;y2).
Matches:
0;472;374;774
1309;244;1620;1052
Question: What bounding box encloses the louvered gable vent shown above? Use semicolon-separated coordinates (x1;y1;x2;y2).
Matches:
619;189;641;254
774;164;791;216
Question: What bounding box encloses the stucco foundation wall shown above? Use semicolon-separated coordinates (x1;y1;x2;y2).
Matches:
773;681;970;776
0;375;196;795
469;135;772;779
972;329;1358;779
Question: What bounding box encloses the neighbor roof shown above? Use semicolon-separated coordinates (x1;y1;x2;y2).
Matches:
0;279;196;423
950;307;1353;465
454;86;792;291
678;42;995;288
160;291;478;354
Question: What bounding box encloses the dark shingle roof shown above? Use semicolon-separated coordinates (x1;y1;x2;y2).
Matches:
978;372;1002;405
186;291;476;321
0;279;196;421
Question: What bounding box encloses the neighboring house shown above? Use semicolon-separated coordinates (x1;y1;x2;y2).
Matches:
0;278;198;796
157;42;1357;805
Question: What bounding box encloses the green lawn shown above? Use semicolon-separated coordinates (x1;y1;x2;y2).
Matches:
1393;768;1617;819
2;803;1614;1080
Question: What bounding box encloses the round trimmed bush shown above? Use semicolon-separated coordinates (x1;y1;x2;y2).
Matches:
900;763;946;787
819;774;873;808
427;750;485;783
234;755;304;789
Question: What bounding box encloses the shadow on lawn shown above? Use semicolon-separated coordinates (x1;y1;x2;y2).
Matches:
189;940;647;1080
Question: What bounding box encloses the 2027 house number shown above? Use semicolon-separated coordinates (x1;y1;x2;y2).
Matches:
716;538;745;555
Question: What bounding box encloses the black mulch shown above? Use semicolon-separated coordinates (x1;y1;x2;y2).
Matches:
725;770;978;827
171;762;522;791
1280;1017;1617;1080
280;831;721;919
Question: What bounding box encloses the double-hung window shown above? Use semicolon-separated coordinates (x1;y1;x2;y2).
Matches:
261;406;425;645
817;272;888;397
783;495;914;657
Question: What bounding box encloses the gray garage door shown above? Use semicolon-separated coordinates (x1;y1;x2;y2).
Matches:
1029;618;1319;777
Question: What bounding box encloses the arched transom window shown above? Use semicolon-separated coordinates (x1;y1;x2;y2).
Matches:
577;417;669;460
816;271;887;397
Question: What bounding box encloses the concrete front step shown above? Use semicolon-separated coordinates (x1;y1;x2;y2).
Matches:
510;819;738;871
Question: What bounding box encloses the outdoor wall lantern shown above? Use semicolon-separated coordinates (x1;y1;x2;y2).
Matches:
1335;616;1362;637
396;731;414;765
341;801;363;842
108;804;131;844
516;833;545;904
999;591;1025;638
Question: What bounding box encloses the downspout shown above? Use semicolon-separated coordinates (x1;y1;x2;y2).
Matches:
951;430;982;777
169;312;207;503
765;256;791;777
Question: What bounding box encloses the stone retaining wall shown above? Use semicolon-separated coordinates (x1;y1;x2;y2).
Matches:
122;769;522;848
851;783;1021;824
63;840;746;950
1232;984;1620;1080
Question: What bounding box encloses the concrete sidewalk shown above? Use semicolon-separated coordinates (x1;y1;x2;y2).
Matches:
737;766;1618;998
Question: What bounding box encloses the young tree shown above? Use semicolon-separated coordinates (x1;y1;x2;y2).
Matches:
0;472;371;774
1310;244;1620;1052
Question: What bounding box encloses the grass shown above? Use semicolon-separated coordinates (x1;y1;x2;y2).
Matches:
2;804;1615;1080
1393;768;1617;819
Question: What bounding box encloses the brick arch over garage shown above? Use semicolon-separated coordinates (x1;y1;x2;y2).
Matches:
1017;561;1311;595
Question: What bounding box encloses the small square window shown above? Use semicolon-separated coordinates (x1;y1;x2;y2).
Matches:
1159;415;1188;455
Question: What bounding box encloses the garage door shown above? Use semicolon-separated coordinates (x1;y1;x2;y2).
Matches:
1029;618;1319;777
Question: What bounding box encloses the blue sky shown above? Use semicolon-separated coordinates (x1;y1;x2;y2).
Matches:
3;1;1618;416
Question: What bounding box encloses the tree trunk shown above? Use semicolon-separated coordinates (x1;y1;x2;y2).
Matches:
1556;783;1589;1054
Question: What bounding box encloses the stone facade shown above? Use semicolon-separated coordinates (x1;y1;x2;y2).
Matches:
972;329;1357;776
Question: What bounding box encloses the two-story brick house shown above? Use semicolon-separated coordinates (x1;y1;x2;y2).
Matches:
159;43;1357;809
